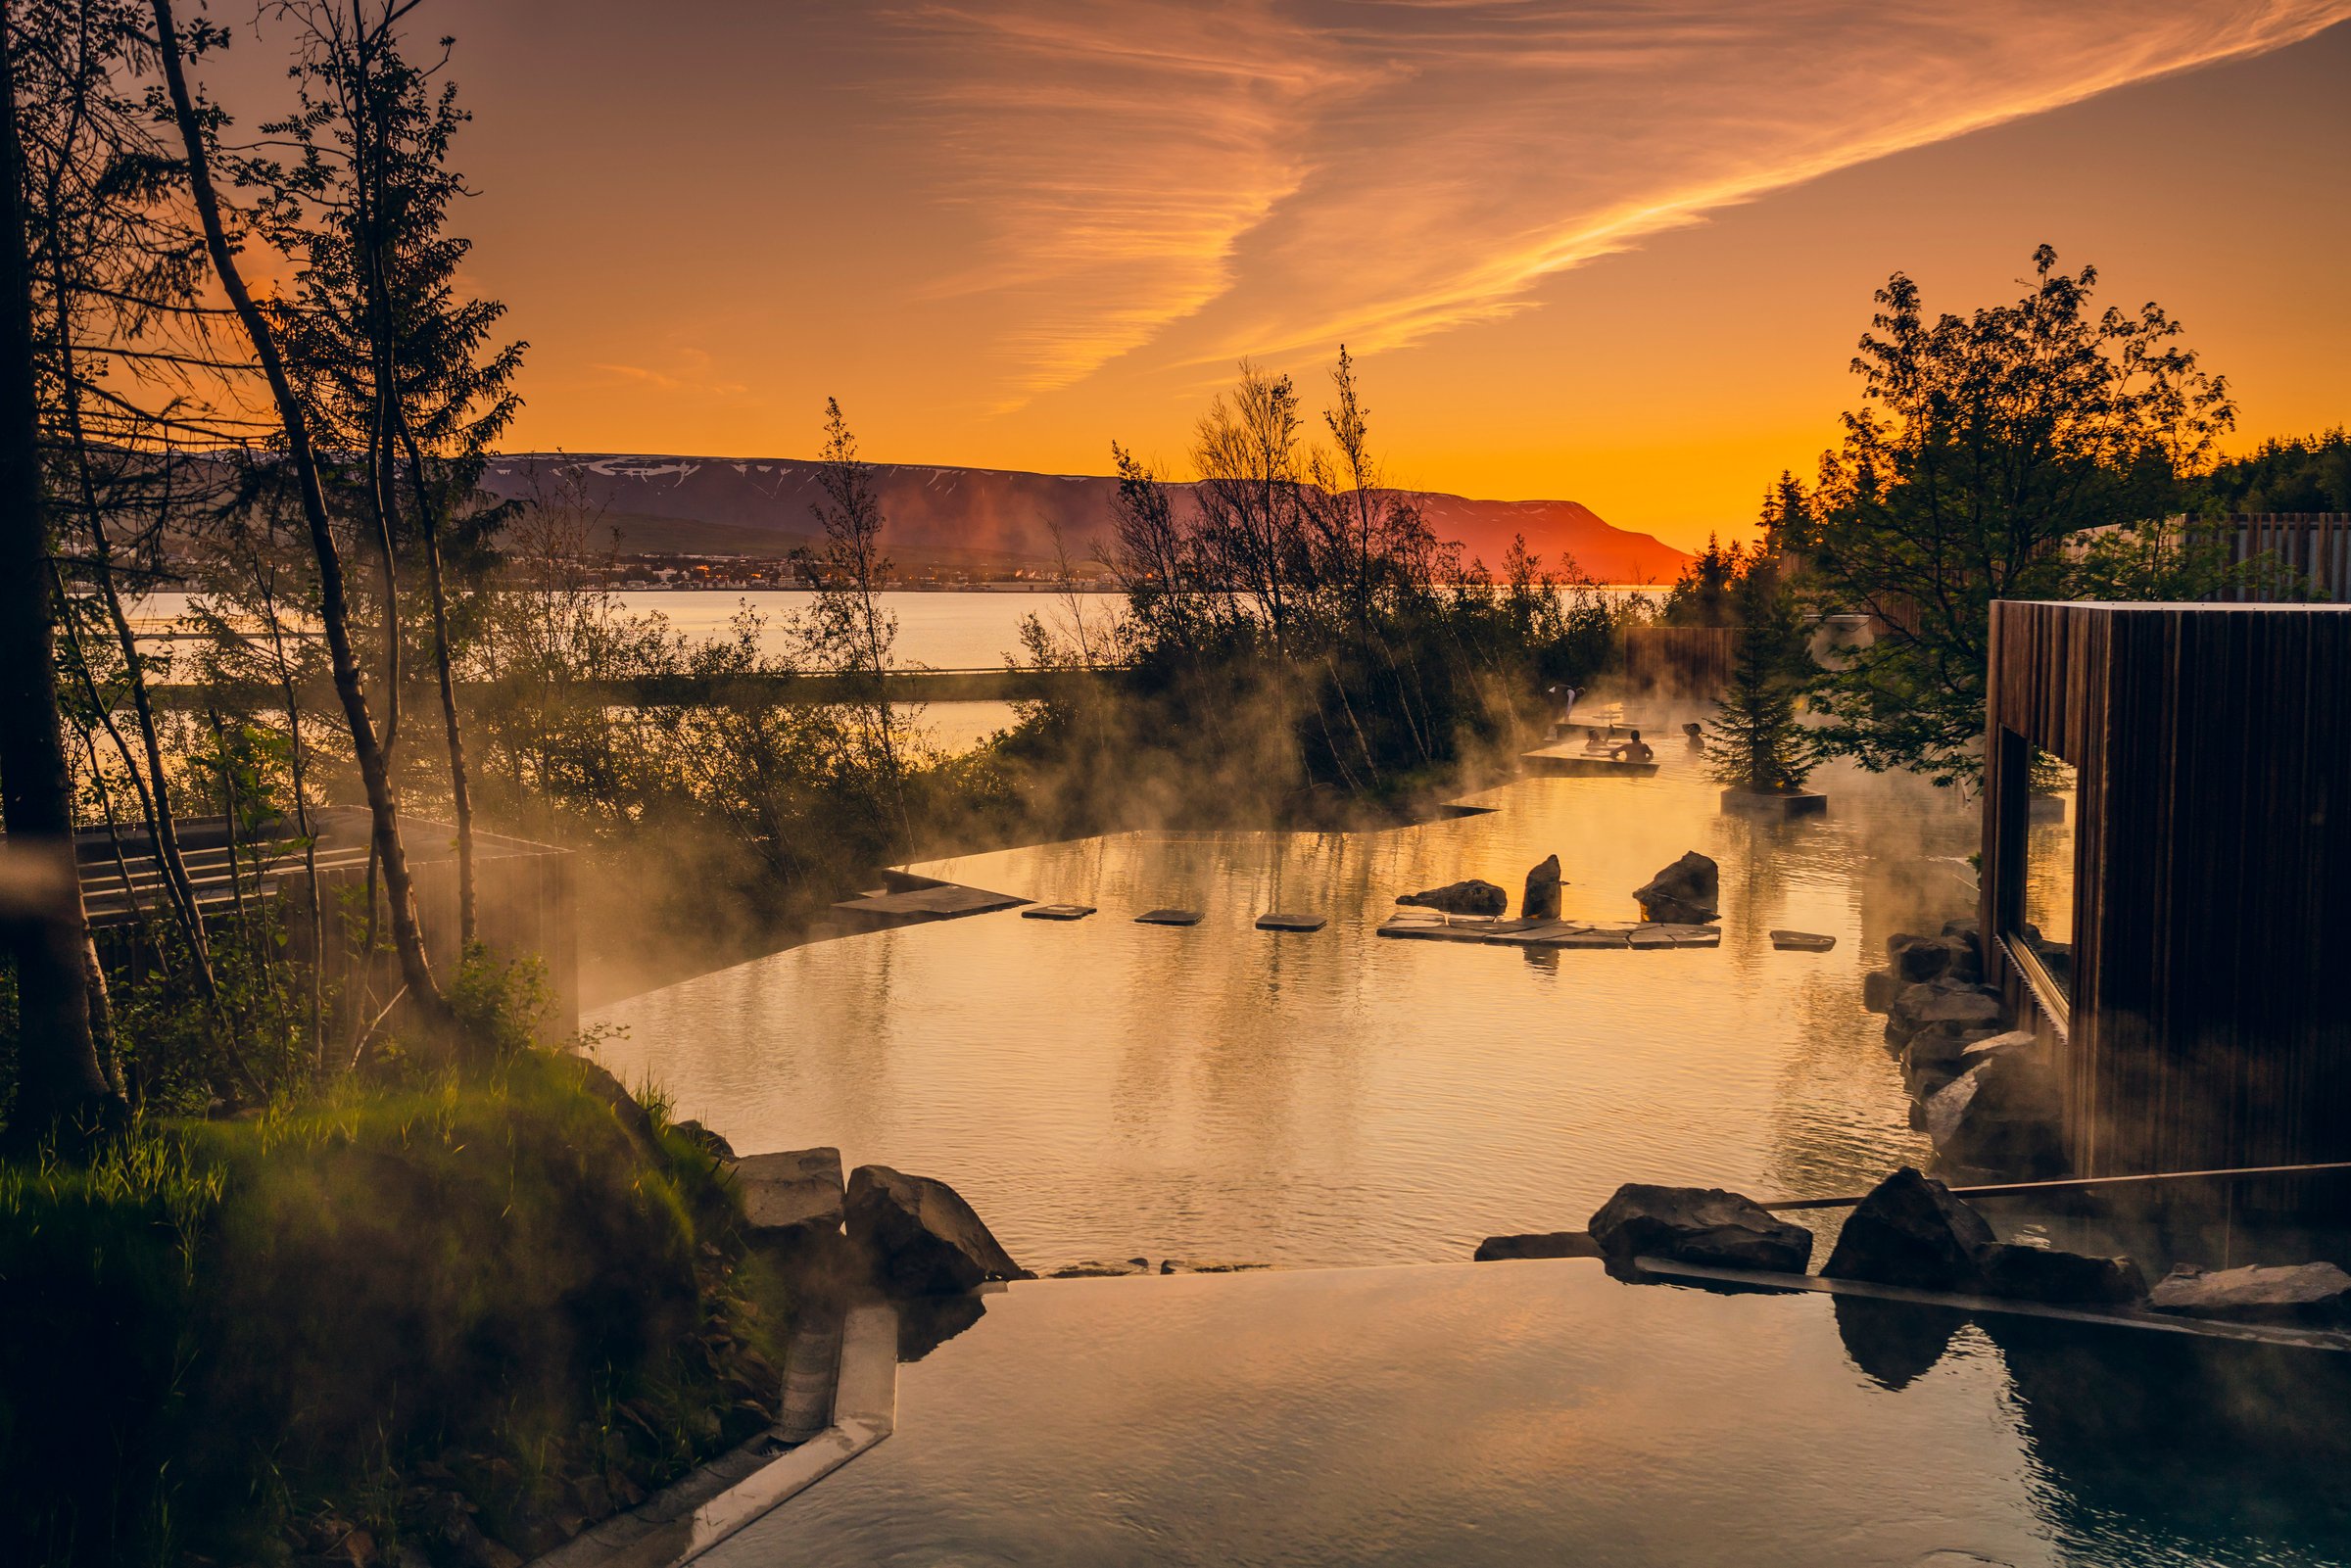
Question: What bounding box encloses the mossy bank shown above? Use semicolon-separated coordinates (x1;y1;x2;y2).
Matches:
0;1051;792;1567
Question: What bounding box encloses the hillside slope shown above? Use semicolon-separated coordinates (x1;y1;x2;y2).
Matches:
479;453;1689;584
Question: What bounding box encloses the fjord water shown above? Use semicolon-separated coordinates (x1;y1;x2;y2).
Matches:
592;736;1988;1270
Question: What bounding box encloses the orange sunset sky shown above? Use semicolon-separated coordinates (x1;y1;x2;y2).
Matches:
199;1;2351;551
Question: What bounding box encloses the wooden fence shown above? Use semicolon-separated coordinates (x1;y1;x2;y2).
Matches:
2225;513;2351;602
1619;626;1737;698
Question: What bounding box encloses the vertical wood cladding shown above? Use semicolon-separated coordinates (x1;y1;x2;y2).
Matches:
1981;602;2351;1177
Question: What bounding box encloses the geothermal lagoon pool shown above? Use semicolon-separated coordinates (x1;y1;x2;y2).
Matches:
589;740;2351;1567
592;729;1989;1270
714;1263;2351;1568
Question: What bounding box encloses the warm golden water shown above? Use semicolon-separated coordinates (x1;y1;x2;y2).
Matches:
593;740;1983;1270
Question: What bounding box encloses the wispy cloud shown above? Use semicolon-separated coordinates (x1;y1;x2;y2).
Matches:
879;0;2351;405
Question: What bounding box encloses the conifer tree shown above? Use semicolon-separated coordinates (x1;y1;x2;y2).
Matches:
1706;556;1817;796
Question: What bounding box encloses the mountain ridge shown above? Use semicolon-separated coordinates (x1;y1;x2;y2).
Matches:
477;452;1692;584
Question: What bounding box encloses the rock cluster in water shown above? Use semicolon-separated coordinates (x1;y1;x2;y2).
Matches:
1866;921;2065;1179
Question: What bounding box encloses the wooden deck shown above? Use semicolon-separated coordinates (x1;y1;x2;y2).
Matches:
1518;744;1659;779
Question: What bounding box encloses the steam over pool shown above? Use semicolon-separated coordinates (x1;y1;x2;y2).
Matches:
591;738;1996;1271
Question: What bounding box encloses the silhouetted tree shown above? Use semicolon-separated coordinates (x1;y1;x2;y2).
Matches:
0;7;117;1144
1804;246;2233;784
151;0;456;1038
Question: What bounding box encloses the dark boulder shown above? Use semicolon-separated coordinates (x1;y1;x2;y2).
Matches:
1900;1025;2002;1100
1921;1049;2065;1177
1522;855;1563;922
844;1164;1031;1296
1890;933;1954;984
1473;1231;1603;1261
1634;851;1719;925
1586;1183;1813;1273
1821;1166;1994;1290
1398;879;1509;917
2148;1261;2351;1325
1862;969;1903;1015
1975;1242;2145;1305
1885;981;2002;1050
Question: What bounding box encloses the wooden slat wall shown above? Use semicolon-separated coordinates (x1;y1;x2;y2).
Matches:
1621;626;1738;698
1982;602;2351;1183
2229;513;2351;602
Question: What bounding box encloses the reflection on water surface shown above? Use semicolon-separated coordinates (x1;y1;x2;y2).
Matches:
709;1263;2351;1567
594;744;1978;1269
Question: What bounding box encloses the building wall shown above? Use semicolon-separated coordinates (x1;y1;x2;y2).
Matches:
1980;602;2351;1179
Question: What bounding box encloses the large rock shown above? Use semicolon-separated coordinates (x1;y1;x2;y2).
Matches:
1862;969;1903;1015
1397;879;1509;917
1890;933;1954;984
1587;1183;1814;1273
1821;1167;1994;1290
1885;980;2002;1050
1900;1026;2002;1101
1522;855;1563;922
1921;1050;2064;1176
732;1147;844;1241
1974;1242;2145;1305
2147;1262;2351;1325
844;1164;1031;1296
1633;852;1718;924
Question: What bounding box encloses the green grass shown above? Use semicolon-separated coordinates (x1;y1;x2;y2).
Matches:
0;1051;790;1567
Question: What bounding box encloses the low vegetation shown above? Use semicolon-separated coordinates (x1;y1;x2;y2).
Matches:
0;1041;789;1567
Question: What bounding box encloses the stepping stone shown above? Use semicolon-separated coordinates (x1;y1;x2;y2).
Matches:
1022;903;1096;921
1669;927;1723;948
1549;928;1629;948
1256;913;1326;932
1626;927;1679;949
1771;929;1837;952
1486;922;1598;948
1377;919;1494;943
1134;908;1203;927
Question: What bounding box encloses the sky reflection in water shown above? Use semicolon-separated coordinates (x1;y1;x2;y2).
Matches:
594;741;1981;1270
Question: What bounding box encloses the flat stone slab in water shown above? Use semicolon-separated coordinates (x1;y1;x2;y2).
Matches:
1377;915;1547;944
1256;913;1327;932
833;882;1028;923
1022;904;1097;921
1134;908;1203;927
1546;927;1632;948
1771;929;1838;951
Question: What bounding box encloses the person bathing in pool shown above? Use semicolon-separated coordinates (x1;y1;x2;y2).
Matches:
1609;729;1655;764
